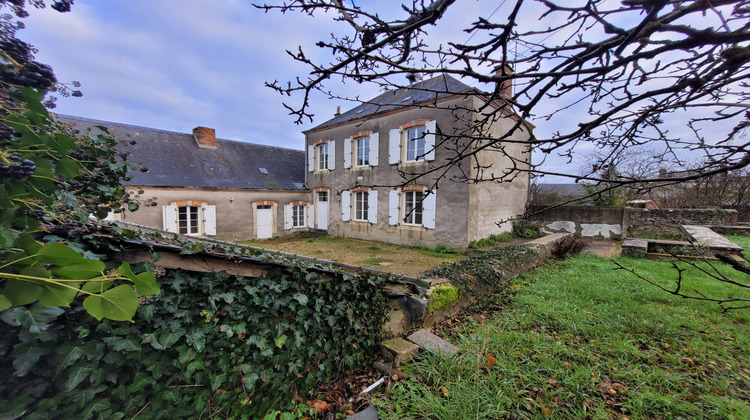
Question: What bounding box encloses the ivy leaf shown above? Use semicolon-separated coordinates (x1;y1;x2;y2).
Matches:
186;360;204;372
82;285;139;321
54;260;105;279
64;365;94;391
1;304;64;333
36;242;86;266
294;294;309;306
117;262;160;295
275;335;288;349
0;294;11;311
2;278;42;306
102;336;142;352
0;395;35;420
11;342;51;375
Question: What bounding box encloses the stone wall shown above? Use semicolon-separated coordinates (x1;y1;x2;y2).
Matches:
625;208;738;238
529;206;624;239
529;206;738;239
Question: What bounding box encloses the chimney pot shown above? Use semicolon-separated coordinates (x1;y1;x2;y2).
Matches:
193;126;217;149
335;106;341;116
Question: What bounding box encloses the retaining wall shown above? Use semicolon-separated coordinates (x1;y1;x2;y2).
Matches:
529;206;738;239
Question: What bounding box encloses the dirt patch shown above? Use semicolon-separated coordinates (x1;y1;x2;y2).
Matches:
241;235;463;277
582;239;621;258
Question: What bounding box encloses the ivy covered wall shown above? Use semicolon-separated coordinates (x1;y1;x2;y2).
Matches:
0;264;387;419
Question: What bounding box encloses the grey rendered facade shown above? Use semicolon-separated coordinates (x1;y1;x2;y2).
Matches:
304;75;533;249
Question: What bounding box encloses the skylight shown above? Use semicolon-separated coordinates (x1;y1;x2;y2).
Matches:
258;167;268;175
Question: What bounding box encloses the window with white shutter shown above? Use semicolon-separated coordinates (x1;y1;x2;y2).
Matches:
341;191;351;221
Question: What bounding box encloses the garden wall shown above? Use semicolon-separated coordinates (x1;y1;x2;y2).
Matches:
529;206;738;239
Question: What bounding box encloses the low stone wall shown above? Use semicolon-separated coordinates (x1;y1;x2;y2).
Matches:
625;208;738;238
529;206;739;239
529;206;624;239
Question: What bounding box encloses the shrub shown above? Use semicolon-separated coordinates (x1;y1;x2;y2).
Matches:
468;232;514;249
551;235;590;259
433;244;457;254
512;220;541;239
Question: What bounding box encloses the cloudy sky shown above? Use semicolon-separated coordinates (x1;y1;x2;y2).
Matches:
16;1;742;182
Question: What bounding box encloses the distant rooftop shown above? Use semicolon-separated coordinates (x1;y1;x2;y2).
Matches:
55;115;307;192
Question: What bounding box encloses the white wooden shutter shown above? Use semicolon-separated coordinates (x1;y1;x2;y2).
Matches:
369;133;379;166
306;204;314;228
203;205;216;235
388;190;399;225
343;138;351;169
368;190;378;224
328;141;335;170
423;190;436;229
308;145;314;172
163;205;177;233
341;191;351;221
284;204;292;229
425;120;437;161
389;129;400;164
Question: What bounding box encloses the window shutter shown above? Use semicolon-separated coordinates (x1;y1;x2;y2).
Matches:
369;133;379;166
328;141;335;170
423;190;436;229
343;137;351;169
368;190;378;224
341;190;351;221
203;205;217;235
388;129;400;164
388;190;399;225
425;120;437;161
307;204;314;228
162;205;177;233
308;145;314;172
284;204;292;230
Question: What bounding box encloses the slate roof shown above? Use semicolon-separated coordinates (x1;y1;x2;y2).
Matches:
308;74;477;132
56;115;306;191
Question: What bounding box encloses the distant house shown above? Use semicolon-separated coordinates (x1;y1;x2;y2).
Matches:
303;74;533;249
57;115;309;242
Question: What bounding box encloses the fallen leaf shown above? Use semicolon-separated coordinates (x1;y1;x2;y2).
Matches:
487;355;497;369
310;400;328;412
541;407;552;417
392;374;399;381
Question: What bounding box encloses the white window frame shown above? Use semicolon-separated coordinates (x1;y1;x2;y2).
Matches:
292;204;306;227
387;189;435;229
355;136;370;167
163;203;216;236
406;126;426;163
317;143;329;171
354;191;369;221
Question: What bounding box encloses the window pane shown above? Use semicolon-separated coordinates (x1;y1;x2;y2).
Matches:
178;207;187;234
355;192;368;221
357;137;369;166
318;192;328;202
407;127;425;162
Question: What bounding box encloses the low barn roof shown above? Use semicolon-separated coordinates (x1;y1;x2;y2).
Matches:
56;115;306;191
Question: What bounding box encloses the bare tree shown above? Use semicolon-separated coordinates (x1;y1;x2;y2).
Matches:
255;0;750;186
256;0;750;311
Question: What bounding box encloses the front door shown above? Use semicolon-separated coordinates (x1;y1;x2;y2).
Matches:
317;192;328;230
256;206;273;239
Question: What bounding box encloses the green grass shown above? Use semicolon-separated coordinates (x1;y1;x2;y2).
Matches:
375;254;750;419
725;234;750;259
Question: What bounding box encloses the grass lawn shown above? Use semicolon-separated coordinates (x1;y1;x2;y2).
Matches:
374;253;750;419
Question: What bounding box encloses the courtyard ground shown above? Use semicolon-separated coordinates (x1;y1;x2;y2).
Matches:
241;235;620;277
240;235;466;277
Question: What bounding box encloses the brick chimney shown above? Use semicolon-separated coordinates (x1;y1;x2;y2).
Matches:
496;65;513;99
193;126;217;149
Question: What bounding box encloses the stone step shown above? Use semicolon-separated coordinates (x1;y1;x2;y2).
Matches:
381;337;419;367
406;329;460;357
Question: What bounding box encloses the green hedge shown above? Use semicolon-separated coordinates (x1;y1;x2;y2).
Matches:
0;265;387;419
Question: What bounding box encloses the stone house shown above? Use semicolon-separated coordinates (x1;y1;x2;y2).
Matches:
303;74;533;249
57;115;310;242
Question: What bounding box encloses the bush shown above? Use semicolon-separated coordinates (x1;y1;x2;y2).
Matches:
433;244;457;254
468;232;514;249
551;235;590;259
512;220;541;239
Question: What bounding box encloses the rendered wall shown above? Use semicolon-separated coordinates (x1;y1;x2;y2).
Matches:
467;97;532;242
114;186;311;242
305;97;477;249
